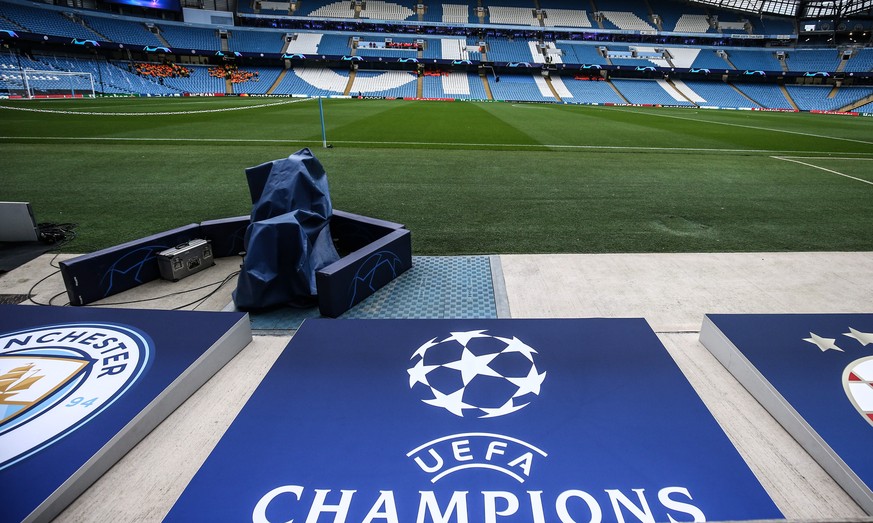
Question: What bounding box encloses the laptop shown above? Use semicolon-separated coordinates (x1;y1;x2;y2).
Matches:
0;202;39;242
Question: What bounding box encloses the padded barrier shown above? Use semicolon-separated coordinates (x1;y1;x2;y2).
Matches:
200;215;249;258
317;211;412;317
60;224;201;306
59;212;409;313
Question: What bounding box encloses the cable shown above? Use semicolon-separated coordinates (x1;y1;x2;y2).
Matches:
37;222;78;247
174;270;241;311
48;290;70;307
90;270;241;308
26;269;62;306
24;223;78;306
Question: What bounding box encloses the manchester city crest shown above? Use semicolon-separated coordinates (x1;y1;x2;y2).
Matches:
0;323;151;470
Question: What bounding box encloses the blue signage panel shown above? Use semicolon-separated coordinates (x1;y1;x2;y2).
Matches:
701;314;873;514
0;304;251;522
167;318;781;522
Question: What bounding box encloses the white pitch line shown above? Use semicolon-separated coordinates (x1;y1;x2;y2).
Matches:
0;97;312;116
3;135;873;157
776;157;873;161
772;156;873;186
610;107;873;146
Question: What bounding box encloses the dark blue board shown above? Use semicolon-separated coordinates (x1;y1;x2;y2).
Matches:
167;318;781;522
0;304;251;522
701;313;873;514
59;223;201;306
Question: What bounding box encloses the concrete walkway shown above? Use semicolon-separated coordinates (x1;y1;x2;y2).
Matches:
3;251;873;521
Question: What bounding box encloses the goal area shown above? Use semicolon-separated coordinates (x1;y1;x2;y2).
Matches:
0;69;96;99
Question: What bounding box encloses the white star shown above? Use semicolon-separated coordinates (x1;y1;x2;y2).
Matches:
411;337;439;360
508;365;547;397
408;359;438;388
495;336;539;362
803;333;844;352
423;387;475;417
480;398;530;418
443;330;490;347
844;328;873;347
443;347;502;386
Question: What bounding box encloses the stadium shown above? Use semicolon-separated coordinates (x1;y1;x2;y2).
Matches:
1;0;873;521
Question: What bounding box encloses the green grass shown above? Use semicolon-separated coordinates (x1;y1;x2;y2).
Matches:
2;97;872;254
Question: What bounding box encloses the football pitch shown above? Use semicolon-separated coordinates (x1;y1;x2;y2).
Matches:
2;97;872;255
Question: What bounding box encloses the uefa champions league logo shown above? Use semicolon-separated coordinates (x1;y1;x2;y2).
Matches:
406;330;548;483
407;330;547;419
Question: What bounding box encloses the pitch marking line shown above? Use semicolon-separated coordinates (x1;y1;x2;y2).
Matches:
776;157;873;161
0;97;312;116
612;107;873;146
772;156;873;186
3;135;873;157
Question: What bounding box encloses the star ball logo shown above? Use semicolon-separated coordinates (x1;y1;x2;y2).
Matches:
406;330;548;484
0;323;151;470
407;330;547;418
804;326;873;427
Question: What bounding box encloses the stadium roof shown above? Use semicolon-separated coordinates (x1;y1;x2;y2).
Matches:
689;0;872;18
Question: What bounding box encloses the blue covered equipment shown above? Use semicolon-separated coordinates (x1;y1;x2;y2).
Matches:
233;148;340;309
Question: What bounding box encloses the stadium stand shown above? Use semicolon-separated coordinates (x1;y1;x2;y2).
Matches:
81;15;163;46
486;5;538;26
228;28;285;53
274;67;349;96
421;39;442;59
726;49;783;71
611;78;695;106
157;24;221;51
690;49;734;70
257;1;292;15
301;1;355;18
844;48;873;72
423;71;491;100
421;2;479;23
486;38;537;62
557;43;607;65
785;49;843;72
0;2;99;40
231;66;281;94
0;0;868;115
0;16;20;32
161;64;226;93
541;9;592;28
600;11;656;32
358;0;416;21
466;72;490;99
284;32;324;55
316;34;352;55
489;74;556;102
787;85;873;112
734;83;793;109
422;74;448;98
757;16;795;35
356;40;418;59
350;69;417;97
681;80;760;109
712;13;752;34
562;78;626;104
648;0;707;33
438;4;473;24
673;14;711;33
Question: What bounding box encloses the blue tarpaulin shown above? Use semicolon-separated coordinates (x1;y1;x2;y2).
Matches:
233;149;340;309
